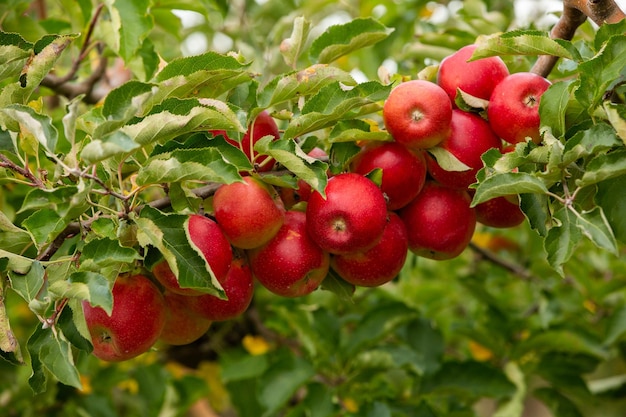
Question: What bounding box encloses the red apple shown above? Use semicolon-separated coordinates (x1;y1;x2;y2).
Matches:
82;274;166;361
350;142;427;210
487;72;552;144
437;44;510;104
212;110;280;172
331;212;408;287
306;173;388;255
159;291;212;346
475;195;526;228
426;109;502;190
189;253;254;321
399;181;477;260
248;210;330;297
213;176;286;249
383;80;453;149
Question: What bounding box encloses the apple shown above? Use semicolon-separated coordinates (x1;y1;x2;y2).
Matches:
399;181;477;260
383;79;453;149
153;214;233;295
248;210;330;297
437;44;510;104
212;110;280;172
82;273;166;361
426;109;502;190
306;172;388;255
189;252;254;321
331;212;408;287
487;72;552;144
350;141;427;210
213;176;286;249
475;195;526;228
159;291;212;346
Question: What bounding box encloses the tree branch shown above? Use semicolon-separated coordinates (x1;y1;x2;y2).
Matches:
469;241;537;281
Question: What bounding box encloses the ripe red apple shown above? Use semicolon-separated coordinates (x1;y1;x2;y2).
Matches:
153;214;233;295
213;176;286;249
306;172;388;255
350;141;427;210
475;195;526;228
399;181;477;260
212;110;280;172
248;210;330;297
331;212;408;287
487;72;552;144
159;291;212;346
437;44;510;104
426;109;502;190
383;79;453;149
82;274;166;361
189;253;254;321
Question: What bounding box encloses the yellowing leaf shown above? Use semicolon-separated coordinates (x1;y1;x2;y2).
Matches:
242;334;270;356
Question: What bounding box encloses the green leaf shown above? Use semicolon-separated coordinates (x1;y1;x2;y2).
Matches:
575;207;618;255
280;16;311;68
577;149;626;187
56;305;92;352
575;35;626;112
0;31;32;81
520;193;549;236
421;360;516;399
22;209;69;250
27;323;82;393
0;104;58;155
220;349;269;382
283;81;390;140
309;18;393;64
327;119;391;143
81;98;245;163
471;172;549;206
255;137;328;195
134;207;224;297
514;329;608;359
539;81;571;139
0;210;33;254
604;102;626;145
472;30;573;60
49;272;114;315
402;317;445;375
135;147;242;186
562;122;621;166
427;146;471;172
153;51;252;101
544;208;581;276
8;261;45;305
596;174;626;243
534;387;583;417
106;0;154;61
0;249;34;275
256;64;356;110
320;269;355;303
0;283;23;364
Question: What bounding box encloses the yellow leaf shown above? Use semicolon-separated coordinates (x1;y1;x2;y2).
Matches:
469;340;493;362
242;334;270;356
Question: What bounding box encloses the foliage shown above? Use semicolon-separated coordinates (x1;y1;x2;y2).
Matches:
0;0;626;416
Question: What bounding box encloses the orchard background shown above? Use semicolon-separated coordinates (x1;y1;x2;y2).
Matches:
1;0;626;416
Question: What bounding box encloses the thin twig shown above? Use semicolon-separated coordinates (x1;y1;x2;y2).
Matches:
469;241;537;281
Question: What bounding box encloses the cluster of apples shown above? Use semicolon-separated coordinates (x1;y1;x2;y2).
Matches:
81;43;552;362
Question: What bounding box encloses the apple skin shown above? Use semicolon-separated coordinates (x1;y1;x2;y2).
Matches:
159;291;212;346
383;80;453;150
213;176;286;249
399;181;477;260
331;212;408;287
475;195;526;228
487;72;552;144
306;173;388;255
426;109;502;190
189;254;254;321
82;274;166;362
247;210;330;297
437;44;510;104
350;142;427;210
212;110;279;172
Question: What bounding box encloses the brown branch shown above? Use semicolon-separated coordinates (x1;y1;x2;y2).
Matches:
0;154;46;188
532;0;626;77
469;241;537;281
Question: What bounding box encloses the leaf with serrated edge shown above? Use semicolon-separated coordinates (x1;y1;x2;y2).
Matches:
472;172;549;206
49;272;113;315
575;207;618;255
8;261;44;305
428;147;471;172
0;105;58;155
134;207;224;297
577;149;626;187
544;208;581;276
604;102;626;145
472;30;572;60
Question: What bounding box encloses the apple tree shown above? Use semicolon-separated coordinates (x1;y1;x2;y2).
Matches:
1;0;626;416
